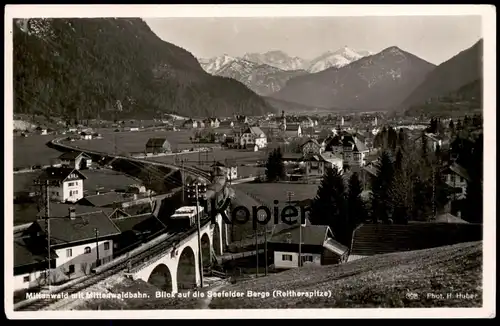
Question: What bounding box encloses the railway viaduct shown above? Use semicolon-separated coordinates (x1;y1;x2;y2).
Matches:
128;211;227;293
49;138;230;293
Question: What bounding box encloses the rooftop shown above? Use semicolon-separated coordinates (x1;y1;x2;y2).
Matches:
78;192;130;207
270;224;331;246
350;222;482;257
33;211;122;246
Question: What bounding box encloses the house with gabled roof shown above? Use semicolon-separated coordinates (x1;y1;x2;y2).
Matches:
442;162;471;200
58;151;92;170
342;135;369;166
203;117;220;128
301;138;323;156
145;138;172;154
240;126;267;149
269;224;349;269
17;207;121;288
37;167;87;203
324;135;344;155
414;132;444;152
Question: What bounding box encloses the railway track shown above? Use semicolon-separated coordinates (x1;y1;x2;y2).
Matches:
16;216;213;311
15;139;218;311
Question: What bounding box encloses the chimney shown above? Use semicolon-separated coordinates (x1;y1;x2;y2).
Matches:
69;206;76;219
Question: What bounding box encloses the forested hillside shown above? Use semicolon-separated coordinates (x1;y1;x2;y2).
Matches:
404;79;482;116
13;18;273;120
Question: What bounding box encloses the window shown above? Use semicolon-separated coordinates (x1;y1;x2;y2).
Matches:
84;247;91;254
68;264;75;274
68;182;75;187
354;153;361;161
23;275;30;283
282;254;293;261
460;176;464;182
66;249;72;258
104;242;110;250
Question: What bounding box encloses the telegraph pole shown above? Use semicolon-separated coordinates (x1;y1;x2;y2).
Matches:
44;180;51;288
94;228;100;267
255;224;259;277
259;212;268;276
181;158;185;203
34;178;53;288
432;165;436;218
287;191;300;267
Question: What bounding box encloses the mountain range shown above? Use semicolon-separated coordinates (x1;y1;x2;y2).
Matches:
270;46;437;111
199;47;372;96
13;17;483;119
400;39;483;110
13;18;274;119
200;40;483;114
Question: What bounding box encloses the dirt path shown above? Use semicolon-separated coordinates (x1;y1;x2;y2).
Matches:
199;284;224;309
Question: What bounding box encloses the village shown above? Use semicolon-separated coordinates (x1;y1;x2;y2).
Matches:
13;107;482;297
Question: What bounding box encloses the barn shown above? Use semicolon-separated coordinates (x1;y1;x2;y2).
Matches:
145;138;172;154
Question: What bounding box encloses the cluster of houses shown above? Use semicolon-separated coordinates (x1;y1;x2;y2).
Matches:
13;152;158;292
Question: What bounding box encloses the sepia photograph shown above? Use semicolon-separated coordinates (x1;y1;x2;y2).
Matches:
5;4;495;319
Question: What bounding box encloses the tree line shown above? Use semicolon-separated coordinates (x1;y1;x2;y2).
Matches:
264;126;483;248
13;18;273;122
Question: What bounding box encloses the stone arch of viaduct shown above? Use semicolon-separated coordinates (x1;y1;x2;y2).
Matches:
132;212;228;293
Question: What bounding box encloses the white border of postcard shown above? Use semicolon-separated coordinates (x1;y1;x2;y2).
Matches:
4;4;496;319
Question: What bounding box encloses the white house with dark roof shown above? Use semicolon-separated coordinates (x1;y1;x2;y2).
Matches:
342;135;369;166
58;151;92;170
269;224;349;269
38;167;87;203
15;207;122;289
240;126;267;149
324;133;369;167
14;236;57;291
442;162;471;200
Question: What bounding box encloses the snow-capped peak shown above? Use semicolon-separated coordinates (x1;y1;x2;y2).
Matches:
198;54;237;74
307;46;372;73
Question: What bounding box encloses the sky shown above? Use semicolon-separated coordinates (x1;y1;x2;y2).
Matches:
144;16;482;65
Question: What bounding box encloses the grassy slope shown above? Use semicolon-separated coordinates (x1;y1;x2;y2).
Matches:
71;241;482;309
211;241;482;308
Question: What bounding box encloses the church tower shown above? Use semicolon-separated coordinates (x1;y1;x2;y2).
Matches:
280;110;287;131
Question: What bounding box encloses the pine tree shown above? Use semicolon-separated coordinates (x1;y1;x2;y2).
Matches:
397;128;407;150
411;175;431;220
310;166;348;245
371;151;395;223
265;148;284;182
395;148;404;171
347;172;367;234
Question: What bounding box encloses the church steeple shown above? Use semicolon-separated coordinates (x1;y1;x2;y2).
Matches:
280;110;286;131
